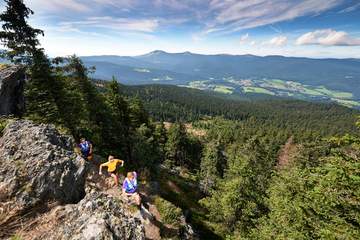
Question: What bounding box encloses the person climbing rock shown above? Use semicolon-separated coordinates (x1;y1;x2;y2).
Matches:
99;155;125;187
122;171;141;206
78;138;93;161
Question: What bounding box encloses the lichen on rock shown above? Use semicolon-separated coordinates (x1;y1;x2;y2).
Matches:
0;120;86;210
0;65;25;116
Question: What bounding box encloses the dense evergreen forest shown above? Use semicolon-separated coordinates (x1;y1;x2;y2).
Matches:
1;1;359;239
115;83;359;138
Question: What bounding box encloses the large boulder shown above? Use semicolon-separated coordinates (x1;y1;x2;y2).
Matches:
0;120;146;239
0;65;25;116
0;120;86;213
28;192;145;240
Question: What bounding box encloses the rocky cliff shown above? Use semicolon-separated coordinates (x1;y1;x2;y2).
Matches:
0;120;145;240
0;65;25;116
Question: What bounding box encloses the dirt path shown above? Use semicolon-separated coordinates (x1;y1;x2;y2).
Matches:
87;163;162;240
277;136;297;169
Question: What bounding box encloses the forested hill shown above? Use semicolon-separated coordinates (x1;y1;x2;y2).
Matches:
82;51;360;109
101;82;359;137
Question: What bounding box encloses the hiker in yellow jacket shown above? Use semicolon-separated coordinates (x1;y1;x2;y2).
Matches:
99;155;124;187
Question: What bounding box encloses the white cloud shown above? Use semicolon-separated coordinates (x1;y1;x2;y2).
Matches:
239;33;249;44
296;29;360;46
338;2;360;13
267;36;288;46
206;0;343;34
25;0;90;13
59;17;159;33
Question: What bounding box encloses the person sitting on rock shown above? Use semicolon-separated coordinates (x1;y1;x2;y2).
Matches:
122;171;141;206
99;155;125;187
78;137;93;161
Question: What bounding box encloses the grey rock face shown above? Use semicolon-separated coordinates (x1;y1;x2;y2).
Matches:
0;120;86;210
0;120;146;240
40;192;145;240
0;65;25;116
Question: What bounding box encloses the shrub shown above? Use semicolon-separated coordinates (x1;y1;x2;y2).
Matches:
0;118;9;137
154;196;183;227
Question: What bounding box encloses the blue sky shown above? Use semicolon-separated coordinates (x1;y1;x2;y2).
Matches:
2;0;360;58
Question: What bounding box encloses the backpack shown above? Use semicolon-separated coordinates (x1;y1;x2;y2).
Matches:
79;141;90;153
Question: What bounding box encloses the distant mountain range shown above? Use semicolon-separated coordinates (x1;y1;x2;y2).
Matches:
71;51;360;108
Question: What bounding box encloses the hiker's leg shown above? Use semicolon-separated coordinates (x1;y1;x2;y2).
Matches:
111;173;119;186
134;193;141;206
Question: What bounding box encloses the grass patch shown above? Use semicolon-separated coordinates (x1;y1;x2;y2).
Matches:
10;235;22;240
301;87;323;96
332;99;360;108
154;196;183;227
315;86;353;99
213;85;234;94
0;118;9;137
243;87;274;95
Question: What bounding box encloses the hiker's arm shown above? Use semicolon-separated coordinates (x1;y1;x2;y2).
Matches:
115;159;124;167
99;163;106;175
89;143;93;154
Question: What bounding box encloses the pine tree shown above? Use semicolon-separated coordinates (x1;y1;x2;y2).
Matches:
61;55;108;144
165;122;188;167
199;140;223;194
154;122;168;162
0;0;43;63
200;136;276;237
25;50;60;123
254;132;360;240
129;96;149;129
104;78;130;157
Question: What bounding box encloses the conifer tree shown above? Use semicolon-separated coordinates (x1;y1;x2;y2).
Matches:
254;130;360;240
129;96;149;128
0;0;61;121
154;122;168;162
25;50;60;122
105;78;130;157
199;141;223;194
0;0;43;63
165;122;188;166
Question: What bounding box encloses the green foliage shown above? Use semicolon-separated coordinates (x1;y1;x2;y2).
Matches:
0;0;43;63
254;137;360;239
199;141;224;194
200;136;277;238
103;78;130;157
154;196;183;226
121;84;359;138
10;235;22;240
163;122;202;168
0;118;9;136
131;123;162;168
25;50;60;123
128;97;149;128
165;122;188;167
154;122;168;162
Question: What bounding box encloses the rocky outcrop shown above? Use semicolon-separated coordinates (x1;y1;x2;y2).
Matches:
0;120;86;211
0;65;25;116
25;192;145;240
0;120;146;239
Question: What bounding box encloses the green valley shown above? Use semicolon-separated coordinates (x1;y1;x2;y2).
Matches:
181;78;359;108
